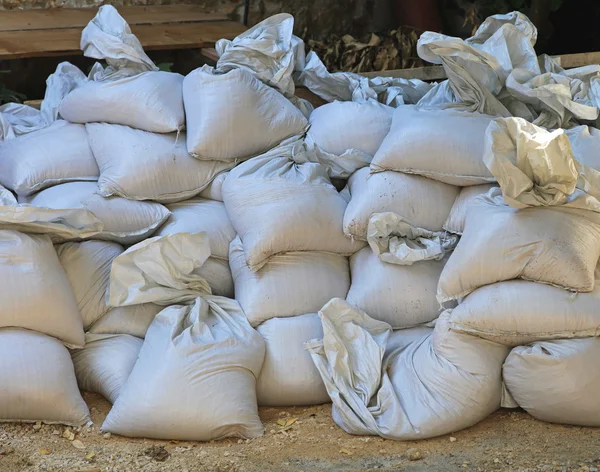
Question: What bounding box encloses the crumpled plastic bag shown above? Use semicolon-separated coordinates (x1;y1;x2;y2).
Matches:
107;232;212;307
367;212;458;265
484;117;600;211
296;51;432;107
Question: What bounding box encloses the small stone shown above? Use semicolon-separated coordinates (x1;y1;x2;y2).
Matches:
103;433;111;439
33;421;42;431
237;440;243;444
449;437;457;443
405;448;423;461
72;439;85;450
494;458;500;463
224;452;230;457
52;430;60;436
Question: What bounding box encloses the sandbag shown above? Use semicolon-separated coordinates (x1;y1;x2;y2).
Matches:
447;279;600;346
59;72;185;133
0;328;90;426
371;107;495;186
566;125;600;170
183;66;307;162
156;198;236;260
102;296;265;441
343;167;459;240
87;123;233;203
346;247;446;328
229;237;350;326
57;240;123;329
0;231;84;347
21;182;170;245
443;184;496;234
305;101;393;175
72;334;143;404
0;121;98;197
88;303;162;339
437;193;600;303
306;299;508;440
223;155;364;271
503;338;600;426
256;313;330;407
198;171;228;202
194;256;234;298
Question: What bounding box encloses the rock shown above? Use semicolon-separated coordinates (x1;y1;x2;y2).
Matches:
33;421;42;431
52;430;60;436
144;445;169;462
405;448;423;461
103;433;111;439
450;437;457;443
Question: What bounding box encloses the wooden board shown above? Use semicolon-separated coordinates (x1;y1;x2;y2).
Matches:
0;21;247;59
200;47;220;62
0;6;228;32
358;52;600;82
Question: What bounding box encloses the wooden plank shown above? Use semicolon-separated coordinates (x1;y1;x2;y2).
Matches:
296;86;327;108
24;99;42;109
200;47;220;62
0;6;228;32
0;21;247;59
557;51;600;69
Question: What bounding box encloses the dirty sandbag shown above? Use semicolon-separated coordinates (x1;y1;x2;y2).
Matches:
0;230;84;348
343;168;459;240
21;182;170;245
0;121;98;197
107;232;212;307
306;299;508;440
346;247;448;329
437;190;600;303
59;6;184;133
296;51;432;106
183;66;307;162
102;296;265;441
504;338;600;426
0;328;90;426
72;333;143;404
87;123;233;203
229;236;350;327
89;303;163;339
371;106;496;186
484;117;600;211
447;278;600;347
215;14;303;97
57;240;124;329
367;212;458;266
223;153;364;271
257;313;330;407
417;12;538;116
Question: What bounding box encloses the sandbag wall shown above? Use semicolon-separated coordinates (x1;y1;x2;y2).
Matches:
2;4;600;443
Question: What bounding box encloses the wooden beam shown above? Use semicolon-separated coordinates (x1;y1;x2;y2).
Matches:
0;21;247;59
200;47;220;62
0;6;229;32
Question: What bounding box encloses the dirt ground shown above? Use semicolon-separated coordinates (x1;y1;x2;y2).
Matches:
1;393;600;472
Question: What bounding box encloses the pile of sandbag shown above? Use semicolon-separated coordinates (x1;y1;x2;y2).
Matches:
3;2;600;443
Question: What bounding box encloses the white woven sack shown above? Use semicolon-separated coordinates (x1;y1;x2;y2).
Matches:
0;231;84;347
443;184;496;234
447;279;600;346
504;338;600;426
102;296;265;441
198;171;228;202
346;247;446;328
57;240;123;329
371;107;495;186
156;198;235;260
72;334;143;404
87;123;233;203
59;71;185;133
306;300;508;440
0;121;98;197
0;328;90;426
229;237;350;326
183;66;307;162
21;182;170;245
256;313;330;407
88;303;162;339
437;194;600;303
223;155;364;271
343;167;459;240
